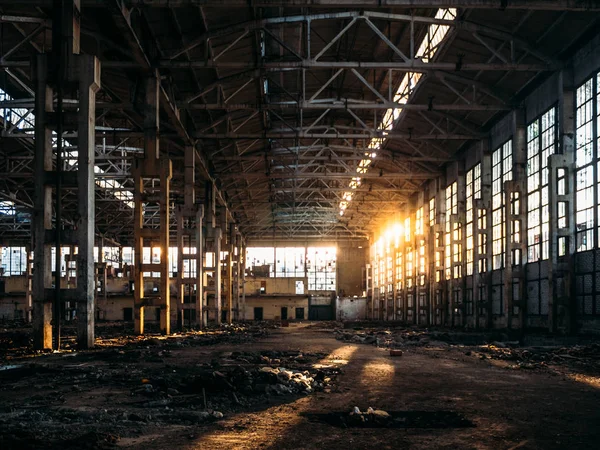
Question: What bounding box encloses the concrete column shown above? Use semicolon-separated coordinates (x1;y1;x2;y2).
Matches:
196;206;205;327
32;54;54;350
159;163;172;335
504;109;528;330
548;68;577;334
214;226;222;324
25;244;33;323
434;179;447;325
75;55;100;348
133;72;172;335
176;145;199;329
420;192;430;326
473;141;491;329
133;167;145;335
176;209;185;329
241;242;246;321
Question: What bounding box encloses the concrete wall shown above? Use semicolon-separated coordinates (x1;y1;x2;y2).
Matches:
337;297;367;321
336;241;367;296
368;29;600;333
243;295;309;320
244;277;307;296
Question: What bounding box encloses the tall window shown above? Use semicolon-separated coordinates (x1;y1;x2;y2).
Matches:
445;182;457;279
395;247;403;291
466;163;481;275
1;247;27;276
416;207;424;235
429;197;436;227
575;76;597;251
306;247;336;291
416;206;426;286
527;107;557;262
404;217;413;289
492;140;513;269
275;247;305;277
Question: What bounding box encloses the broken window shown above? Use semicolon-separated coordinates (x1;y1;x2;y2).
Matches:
527;107;557;262
492;140;513;269
575;75;597;251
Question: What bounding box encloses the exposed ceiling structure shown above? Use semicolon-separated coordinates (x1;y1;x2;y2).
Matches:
0;1;598;243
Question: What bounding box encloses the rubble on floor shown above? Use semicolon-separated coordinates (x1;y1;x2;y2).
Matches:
0;327;341;449
333;324;600;375
0;321;278;361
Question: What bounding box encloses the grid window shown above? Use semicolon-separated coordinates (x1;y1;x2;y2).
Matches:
575;76;597;251
275;247;305;277
527;107;557;262
466;164;481;275
395;249;403;291
492;140;513;269
445;182;457;279
416;207;424;235
429;197;436;227
306;247;336;291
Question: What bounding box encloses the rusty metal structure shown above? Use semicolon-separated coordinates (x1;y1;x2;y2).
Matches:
0;1;599;347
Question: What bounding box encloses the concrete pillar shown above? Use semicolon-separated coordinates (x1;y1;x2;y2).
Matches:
473;141;492;330
214;226;222;324
32;54;54;350
25;244;33;323
504;109;528;331
133;72;172;335
433;179;446;325
548;68;577;334
32;46;100;349
76;55;100;347
196;206;205;327
176;145;203;329
241;242;246;321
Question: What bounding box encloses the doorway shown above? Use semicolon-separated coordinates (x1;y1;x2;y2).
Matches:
281;307;288;320
295;307;305;320
254;307;263;320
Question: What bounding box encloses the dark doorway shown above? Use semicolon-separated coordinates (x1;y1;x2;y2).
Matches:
123;307;133;321
254;307;263;320
281;307;288;320
309;305;333;320
155;308;161;321
295;307;305;320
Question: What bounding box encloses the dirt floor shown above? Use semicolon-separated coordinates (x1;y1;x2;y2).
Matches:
1;322;600;449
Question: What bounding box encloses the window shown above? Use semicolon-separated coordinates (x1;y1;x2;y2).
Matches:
1;247;27;276
492;140;513;269
429;197;436;227
247;247;275;276
404;217;413;288
395;247;403;291
416;207;424;235
575;76;597;251
527;107;557;262
307;247;336;291
466;164;481;275
445;182;458;279
275;247;305;277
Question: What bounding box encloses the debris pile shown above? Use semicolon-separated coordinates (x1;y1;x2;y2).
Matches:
476;342;600;372
347;406;392;426
333;325;600;375
0;346;341;449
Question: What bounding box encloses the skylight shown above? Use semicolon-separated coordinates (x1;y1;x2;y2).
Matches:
339;8;457;217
